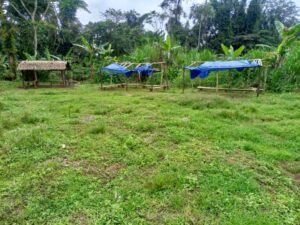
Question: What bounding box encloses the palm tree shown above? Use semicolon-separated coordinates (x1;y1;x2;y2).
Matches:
74;36;113;79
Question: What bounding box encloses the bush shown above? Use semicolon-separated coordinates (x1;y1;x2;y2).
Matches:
267;46;300;92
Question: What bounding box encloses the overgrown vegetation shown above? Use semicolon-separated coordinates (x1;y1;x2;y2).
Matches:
0;0;299;92
0;83;299;224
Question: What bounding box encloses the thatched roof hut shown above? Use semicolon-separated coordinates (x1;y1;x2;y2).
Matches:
18;61;72;88
17;61;70;71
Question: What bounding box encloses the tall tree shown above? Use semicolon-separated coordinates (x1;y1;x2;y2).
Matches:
8;0;53;58
232;0;247;34
210;0;234;49
190;1;216;50
160;0;185;43
0;1;17;78
58;0;90;54
262;0;299;28
246;0;262;33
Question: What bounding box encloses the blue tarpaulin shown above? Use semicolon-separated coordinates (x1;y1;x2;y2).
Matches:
132;64;155;76
186;60;261;79
101;63;155;77
101;63;133;77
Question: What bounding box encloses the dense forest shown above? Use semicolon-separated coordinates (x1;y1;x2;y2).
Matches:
0;0;300;91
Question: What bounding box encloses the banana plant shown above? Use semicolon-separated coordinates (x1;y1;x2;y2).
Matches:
256;21;300;67
0;54;8;70
275;20;300;67
74;36;113;79
24;52;36;60
221;44;245;60
159;34;180;63
43;48;62;61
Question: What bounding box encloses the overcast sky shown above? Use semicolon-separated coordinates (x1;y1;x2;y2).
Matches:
77;0;300;25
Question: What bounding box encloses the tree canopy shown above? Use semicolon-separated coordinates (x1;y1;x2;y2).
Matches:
0;0;299;59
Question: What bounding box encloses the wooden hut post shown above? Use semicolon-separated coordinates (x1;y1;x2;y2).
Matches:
34;70;38;88
61;70;66;86
22;72;25;88
160;63;164;86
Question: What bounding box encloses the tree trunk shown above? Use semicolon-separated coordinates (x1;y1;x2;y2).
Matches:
8;55;17;80
33;25;38;58
197;21;202;51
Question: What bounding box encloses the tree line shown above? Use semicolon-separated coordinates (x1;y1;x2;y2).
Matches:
0;0;299;79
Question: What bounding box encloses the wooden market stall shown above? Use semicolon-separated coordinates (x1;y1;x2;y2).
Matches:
182;59;266;96
17;61;71;88
100;62;168;91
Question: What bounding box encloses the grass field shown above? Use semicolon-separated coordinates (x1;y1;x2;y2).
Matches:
0;82;299;224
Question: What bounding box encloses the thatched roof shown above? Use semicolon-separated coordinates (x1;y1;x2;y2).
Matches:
17;61;70;71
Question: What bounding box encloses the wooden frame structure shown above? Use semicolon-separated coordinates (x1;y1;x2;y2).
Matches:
100;62;168;91
17;61;72;88
182;59;267;97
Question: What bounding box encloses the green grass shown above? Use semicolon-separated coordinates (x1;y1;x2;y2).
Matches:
0;82;299;224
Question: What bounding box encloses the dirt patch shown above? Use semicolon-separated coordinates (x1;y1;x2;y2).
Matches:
81;162;124;183
80;115;96;123
142;165;156;176
43;157;124;183
69;212;88;225
281;161;300;185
